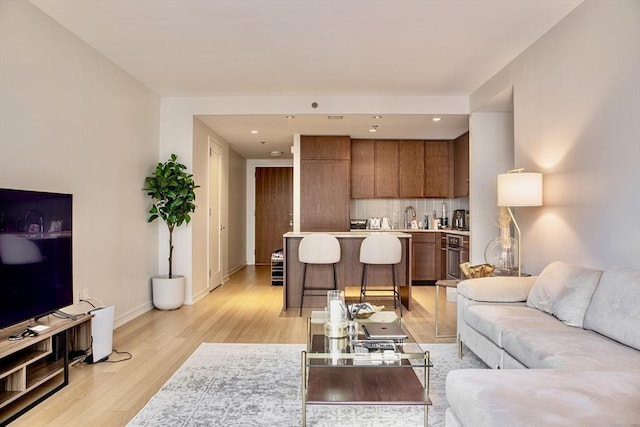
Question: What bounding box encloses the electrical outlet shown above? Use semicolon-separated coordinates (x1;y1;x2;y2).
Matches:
77;291;84;303
82;289;89;299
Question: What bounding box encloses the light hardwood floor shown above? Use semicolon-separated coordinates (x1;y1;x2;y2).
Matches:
12;266;456;427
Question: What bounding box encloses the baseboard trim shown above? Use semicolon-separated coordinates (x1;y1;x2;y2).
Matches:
227;262;246;278
114;301;153;329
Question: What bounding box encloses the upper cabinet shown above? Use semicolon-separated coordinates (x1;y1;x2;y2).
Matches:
453;132;469;197
301;135;350;160
398;140;425;198
352;139;460;199
351;139;375;199
425;140;453;198
374;140;399;198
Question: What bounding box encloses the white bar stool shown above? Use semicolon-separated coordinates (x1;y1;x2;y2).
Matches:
359;234;403;316
298;233;341;316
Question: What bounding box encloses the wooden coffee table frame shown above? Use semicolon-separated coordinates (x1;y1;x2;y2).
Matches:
301;319;431;426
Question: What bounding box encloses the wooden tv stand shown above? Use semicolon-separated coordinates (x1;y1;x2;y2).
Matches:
0;314;92;425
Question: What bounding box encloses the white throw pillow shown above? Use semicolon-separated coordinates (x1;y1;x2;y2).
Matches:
526;261;603;327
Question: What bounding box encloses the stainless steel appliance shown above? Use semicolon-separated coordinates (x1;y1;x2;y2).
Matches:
446;234;464;280
453;209;468;230
350;219;367;230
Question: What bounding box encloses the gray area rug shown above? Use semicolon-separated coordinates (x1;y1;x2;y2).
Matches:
128;343;487;427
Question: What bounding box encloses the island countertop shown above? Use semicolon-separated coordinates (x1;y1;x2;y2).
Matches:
283;231;412;238
282;232;413;311
283;229;469;237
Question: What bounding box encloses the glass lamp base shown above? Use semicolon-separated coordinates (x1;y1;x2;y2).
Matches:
484;236;518;276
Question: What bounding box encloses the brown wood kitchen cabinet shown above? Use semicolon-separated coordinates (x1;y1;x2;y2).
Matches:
374;140;399;198
300;135;350;231
300;135;350;160
350;139;375;199
411;232;437;281
454;132;469;197
350;138;461;200
353;139;417;199
399;140;425;198
438;232;447;280
425;140;453;198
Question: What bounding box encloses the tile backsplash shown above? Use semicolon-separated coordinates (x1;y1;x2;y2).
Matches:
350;197;469;229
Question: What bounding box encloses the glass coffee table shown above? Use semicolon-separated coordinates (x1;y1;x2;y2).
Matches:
301;312;432;426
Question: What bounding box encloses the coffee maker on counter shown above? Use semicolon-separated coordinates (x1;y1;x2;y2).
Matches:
453;209;468;230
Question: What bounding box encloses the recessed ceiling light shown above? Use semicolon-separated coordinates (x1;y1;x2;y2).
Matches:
327;115;343;120
285;115;295;119
373;115;383;119
432;117;442;122
251;130;259;134
270;150;282;157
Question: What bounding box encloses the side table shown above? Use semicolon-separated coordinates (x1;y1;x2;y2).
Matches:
435;279;458;339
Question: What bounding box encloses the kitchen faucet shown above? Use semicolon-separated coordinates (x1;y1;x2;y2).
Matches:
404;206;416;229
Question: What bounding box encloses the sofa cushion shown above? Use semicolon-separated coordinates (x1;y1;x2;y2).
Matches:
583;266;640;351
458;276;536;302
526;261;602;327
446;369;640;427
464;305;563;347
502;327;640;371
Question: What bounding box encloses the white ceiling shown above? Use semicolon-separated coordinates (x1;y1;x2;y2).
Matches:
31;0;582;158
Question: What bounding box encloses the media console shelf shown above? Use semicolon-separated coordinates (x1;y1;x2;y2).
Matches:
0;314;92;425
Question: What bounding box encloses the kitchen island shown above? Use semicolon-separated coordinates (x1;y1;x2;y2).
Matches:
282;231;413;311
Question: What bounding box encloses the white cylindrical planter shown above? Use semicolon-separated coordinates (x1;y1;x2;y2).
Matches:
152;275;185;310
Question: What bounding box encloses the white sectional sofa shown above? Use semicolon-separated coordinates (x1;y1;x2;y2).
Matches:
445;262;640;426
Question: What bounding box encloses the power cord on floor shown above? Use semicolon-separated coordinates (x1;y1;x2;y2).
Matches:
70;347;132;365
105;348;132;363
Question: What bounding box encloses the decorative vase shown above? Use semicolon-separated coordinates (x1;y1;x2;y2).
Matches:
151;275;185;310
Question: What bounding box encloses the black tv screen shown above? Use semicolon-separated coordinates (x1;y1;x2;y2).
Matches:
0;188;73;329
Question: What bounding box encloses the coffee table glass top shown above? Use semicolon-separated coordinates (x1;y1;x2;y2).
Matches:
305;312;431;369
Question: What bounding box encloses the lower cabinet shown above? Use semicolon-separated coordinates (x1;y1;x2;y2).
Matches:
439;233;447;280
411;232;437;281
411;232;449;282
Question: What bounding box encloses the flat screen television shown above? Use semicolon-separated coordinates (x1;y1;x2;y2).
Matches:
0;188;73;329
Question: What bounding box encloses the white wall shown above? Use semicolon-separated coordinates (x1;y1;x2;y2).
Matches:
0;2;160;326
468;112;514;265
471;0;640;272
191;118;213;303
190;118;239;302
227;148;247;275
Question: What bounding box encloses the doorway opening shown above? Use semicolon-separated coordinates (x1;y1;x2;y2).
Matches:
254;167;293;265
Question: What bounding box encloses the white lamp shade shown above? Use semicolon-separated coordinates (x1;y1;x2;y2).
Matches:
497;172;543;207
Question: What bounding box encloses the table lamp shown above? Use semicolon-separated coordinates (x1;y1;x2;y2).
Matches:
497;169;543;276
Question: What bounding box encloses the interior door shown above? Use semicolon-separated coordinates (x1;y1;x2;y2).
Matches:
209;140;223;289
255;167;293;265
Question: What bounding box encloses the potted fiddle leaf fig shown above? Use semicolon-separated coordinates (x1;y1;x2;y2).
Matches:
143;153;199;310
